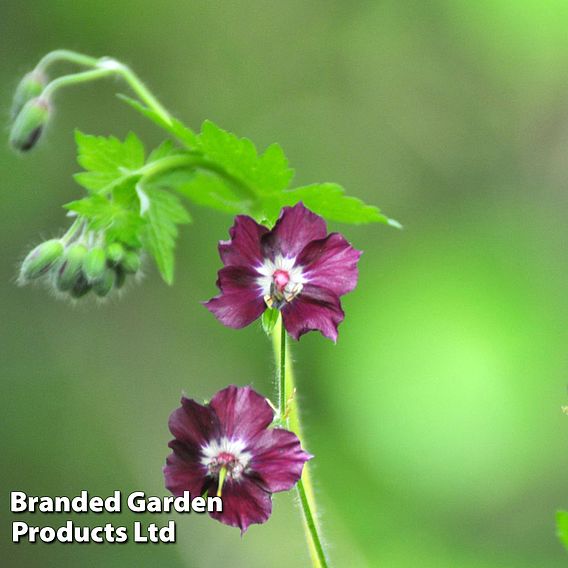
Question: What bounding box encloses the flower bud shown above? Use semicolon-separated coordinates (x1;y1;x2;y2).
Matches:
55;243;88;291
70;275;92;299
83;246;107;281
106;242;125;265
10;97;50;152
20;239;64;282
121;250;141;274
93;268;115;298
11;70;46;120
114;266;127;289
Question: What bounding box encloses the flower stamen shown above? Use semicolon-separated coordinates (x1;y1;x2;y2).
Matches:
201;437;251;483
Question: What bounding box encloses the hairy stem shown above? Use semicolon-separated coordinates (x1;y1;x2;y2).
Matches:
33;50;259;206
36;49;100;71
41;68;116;98
120;153;255;206
278;319;287;415
37;50;172;125
107;60;172;125
272;317;329;568
61;217;85;245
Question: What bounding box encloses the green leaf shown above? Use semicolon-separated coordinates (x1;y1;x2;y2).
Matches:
255;143;294;194
139;186;191;284
261;308;279;336
259;182;401;227
147;139;185;163
196;120;294;195
64;183;145;248
557;511;568;550
175;171;242;215
74;130;145;193
117;94;198;148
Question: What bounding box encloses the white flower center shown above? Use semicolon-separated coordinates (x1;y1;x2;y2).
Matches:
200;437;252;481
256;254;305;309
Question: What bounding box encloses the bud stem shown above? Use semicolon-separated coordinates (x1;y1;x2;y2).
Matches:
41;68;117;98
26;50;258;206
36;50;100;72
39;53;172;127
61;218;85;245
107;60;172;126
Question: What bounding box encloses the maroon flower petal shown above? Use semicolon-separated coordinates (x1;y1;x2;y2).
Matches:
204;266;265;328
209;477;272;533
249;428;312;493
262;203;327;260
219;215;268;267
164;443;211;498
210;385;275;441
168;397;220;448
297;233;362;297
282;284;345;342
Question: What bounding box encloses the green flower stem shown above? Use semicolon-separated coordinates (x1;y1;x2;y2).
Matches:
61;217;85;245
36;49;100;71
41;68;117;98
272;316;329;568
106;60;172;126
125;153;254;208
31;50;260;209
278;318;287;415
33;51;258;205
37;50;172;126
139;153;256;203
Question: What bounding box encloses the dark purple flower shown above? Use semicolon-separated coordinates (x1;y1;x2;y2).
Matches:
164;385;311;532
205;203;362;341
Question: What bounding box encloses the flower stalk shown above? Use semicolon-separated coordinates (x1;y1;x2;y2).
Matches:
33;49;172;126
272;316;329;568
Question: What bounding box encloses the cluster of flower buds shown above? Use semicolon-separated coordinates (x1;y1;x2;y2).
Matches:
19;224;142;300
9;70;50;152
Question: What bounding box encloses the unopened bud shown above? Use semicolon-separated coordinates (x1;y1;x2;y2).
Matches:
114;266;127;289
10;97;50;152
93;268;115;298
106;242;125;265
121;250;141;274
11;70;46;120
55;243;87;291
83;246;107;281
20;239;63;282
70;275;92;299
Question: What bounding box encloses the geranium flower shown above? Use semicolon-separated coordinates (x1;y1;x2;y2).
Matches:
205;203;362;341
164;385;311;532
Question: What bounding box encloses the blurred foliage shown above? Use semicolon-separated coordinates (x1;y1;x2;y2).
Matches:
1;1;568;566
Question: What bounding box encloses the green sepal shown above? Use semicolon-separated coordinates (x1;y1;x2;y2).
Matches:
20;239;63;281
114;266;127;289
93;268;115;297
55;243;87;291
70;275;92;299
121;250;141;274
106;242;125;265
262;308;279;336
11;70;46;120
10;98;49;152
82;246;107;281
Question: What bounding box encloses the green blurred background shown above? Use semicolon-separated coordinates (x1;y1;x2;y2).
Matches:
2;1;568;566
